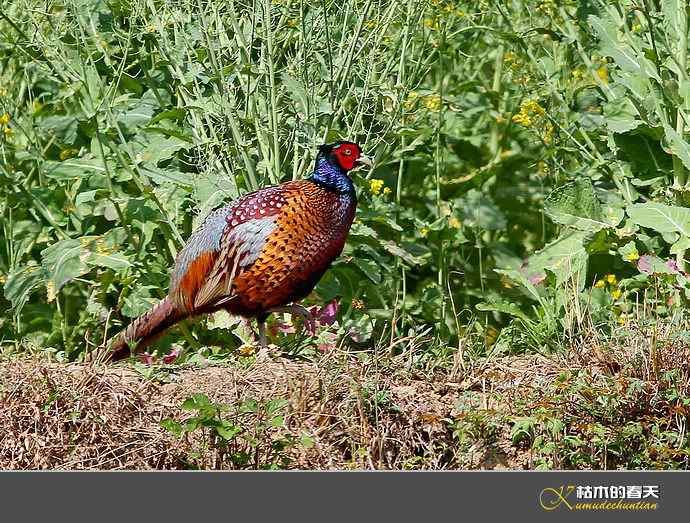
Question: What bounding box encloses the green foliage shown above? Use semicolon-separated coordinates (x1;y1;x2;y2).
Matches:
2;0;690;362
161;393;301;469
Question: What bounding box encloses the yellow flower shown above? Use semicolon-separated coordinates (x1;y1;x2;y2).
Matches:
96;238;114;255
59;148;78;161
625;251;639;262
594;279;605;289
512;99;546;128
543;122;554;144
238;344;256;357
448;216;462;229
611;289;622;300
364;20;378;29
382;186;391;195
485;326;499;346
511;113;532;127
420;227;429;237
606;274;617;285
352;298;365;310
0;113;9;125
537;161;549;177
286;19;298;28
617;313;627;326
0;273;6;284
596;66;609;84
368;178;384;195
423;18;439;31
423;94;442;111
3;126;12;136
523;99;545;116
404;91;418;111
632;23;642;32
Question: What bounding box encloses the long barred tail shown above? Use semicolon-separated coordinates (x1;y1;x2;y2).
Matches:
109;297;183;361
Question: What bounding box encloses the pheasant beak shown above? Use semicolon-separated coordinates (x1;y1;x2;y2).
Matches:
356;154;373;167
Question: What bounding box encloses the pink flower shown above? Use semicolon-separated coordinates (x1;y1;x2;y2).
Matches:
637;255;653;274
528;273;546;285
317;300;339;326
273;321;296;335
163;347;181;364
317;343;334;353
138;352;155;365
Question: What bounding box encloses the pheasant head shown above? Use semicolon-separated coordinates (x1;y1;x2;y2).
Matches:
309;141;372;194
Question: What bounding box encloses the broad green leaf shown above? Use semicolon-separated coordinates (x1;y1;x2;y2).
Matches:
524;231;589;288
589;13;661;84
41;157;106;181
476;300;530;322
671;236;690;255
353;258;382;284
627;202;690;237
457;189;506;230
139;134;189;165
381;240;426;265
664;125;690;171
618;241;640;262
3;263;44;313
545;179;615;231
41;235;131;292
603;97;641;134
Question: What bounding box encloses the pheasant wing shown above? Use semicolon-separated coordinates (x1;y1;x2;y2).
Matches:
169;187;288;313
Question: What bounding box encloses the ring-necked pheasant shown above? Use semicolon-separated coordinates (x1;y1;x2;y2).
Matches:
108;141;371;360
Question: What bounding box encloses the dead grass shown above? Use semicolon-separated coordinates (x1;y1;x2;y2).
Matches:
2;322;690;470
0;347;550;470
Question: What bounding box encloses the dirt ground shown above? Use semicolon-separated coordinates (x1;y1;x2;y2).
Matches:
0;348;566;470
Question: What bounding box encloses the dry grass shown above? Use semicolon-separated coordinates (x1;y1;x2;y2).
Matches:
3;321;690;470
0;347;550;470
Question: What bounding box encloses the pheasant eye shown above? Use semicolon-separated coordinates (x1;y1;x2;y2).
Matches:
342;148;352;156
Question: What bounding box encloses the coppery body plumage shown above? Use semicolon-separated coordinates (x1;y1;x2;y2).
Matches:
109;141;369;360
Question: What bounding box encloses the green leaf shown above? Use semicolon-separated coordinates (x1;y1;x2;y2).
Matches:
216;421;242;440
524;231;589;288
545;178;618;231
671;236;690;255
266;398;289;416
182;393;212;411
41;239;90;291
627;202;690;237
160;419;183;438
476;300;530;322
41;157;106;181
618;241;640;262
603;97;641;134
381;240;426;265
3;263;44;313
139;134;189;165
664;125;690;171
589;12;661;84
353;258;382;284
41;235;131;292
457;189;506;230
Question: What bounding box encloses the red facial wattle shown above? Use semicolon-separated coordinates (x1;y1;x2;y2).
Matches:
334;145;360;171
